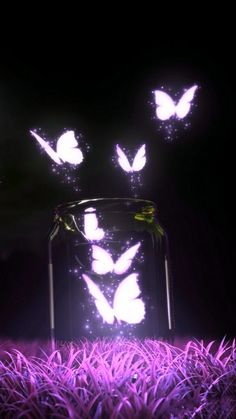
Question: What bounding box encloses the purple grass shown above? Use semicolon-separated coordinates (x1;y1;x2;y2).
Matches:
0;338;236;418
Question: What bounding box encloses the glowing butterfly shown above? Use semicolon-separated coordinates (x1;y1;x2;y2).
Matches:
30;130;83;165
92;242;141;275
82;273;145;324
84;207;105;241
154;85;198;121
116;144;146;173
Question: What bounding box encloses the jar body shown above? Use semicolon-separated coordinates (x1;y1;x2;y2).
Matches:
49;198;174;340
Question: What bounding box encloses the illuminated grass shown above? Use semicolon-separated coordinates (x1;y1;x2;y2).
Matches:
0;338;235;418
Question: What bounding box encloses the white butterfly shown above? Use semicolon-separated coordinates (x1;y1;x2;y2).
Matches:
91;242;141;275
154;85;198;121
116;144;146;173
30;130;83;165
82;273;145;324
84;207;105;241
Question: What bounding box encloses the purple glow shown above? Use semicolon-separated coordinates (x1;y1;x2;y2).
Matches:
1;339;235;417
30;130;83;165
116;144;146;172
84;207;105;241
154;85;198;120
82;273;145;324
91;242;141;275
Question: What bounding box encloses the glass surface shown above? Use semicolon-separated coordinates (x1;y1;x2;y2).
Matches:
49;198;174;340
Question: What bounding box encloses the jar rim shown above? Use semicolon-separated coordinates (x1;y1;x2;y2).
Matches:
55;197;156;216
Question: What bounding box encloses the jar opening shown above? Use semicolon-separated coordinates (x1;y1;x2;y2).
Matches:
55;197;157;218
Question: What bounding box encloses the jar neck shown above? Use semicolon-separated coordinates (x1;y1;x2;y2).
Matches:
55;197;156;218
53;198;164;240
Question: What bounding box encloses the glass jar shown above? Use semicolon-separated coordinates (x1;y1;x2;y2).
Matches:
48;198;174;341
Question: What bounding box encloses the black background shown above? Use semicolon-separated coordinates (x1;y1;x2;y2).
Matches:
0;27;234;340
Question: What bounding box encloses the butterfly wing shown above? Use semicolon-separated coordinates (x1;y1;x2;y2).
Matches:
175;85;198;119
114;242;141;275
56;131;83;165
82;274;114;324
91;245;114;274
30;131;62;164
84;208;104;241
116;145;132;172
154;91;176;121
113;273;145;324
132;145;146;172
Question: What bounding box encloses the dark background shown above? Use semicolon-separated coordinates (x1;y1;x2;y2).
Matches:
0;31;234;340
